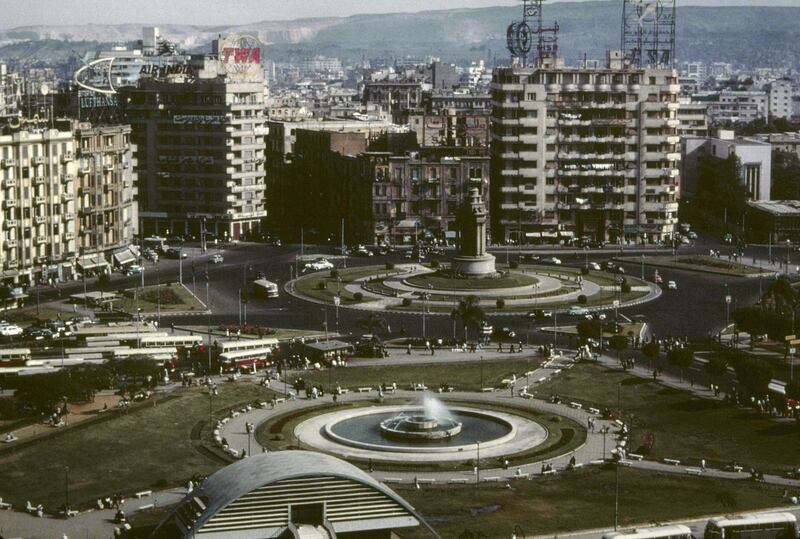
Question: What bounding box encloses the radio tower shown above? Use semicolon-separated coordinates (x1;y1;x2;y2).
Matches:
621;0;676;68
506;0;558;67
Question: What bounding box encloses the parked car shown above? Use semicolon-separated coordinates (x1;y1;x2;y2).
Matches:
210;254;224;264
0;323;23;337
492;327;516;339
667;280;678;290
164;248;187;259
567;306;589;316
25;327;53;340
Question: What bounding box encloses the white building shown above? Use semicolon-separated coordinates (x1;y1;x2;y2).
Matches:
766;79;794;120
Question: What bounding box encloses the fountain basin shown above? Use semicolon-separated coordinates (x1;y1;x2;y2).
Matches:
379;414;463;441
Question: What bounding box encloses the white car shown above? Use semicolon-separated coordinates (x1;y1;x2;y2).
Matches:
589;262;602;271
210;254;224;264
0;323;23;337
548;257;562;265
567;306;589;316
305;259;334;271
667;280;677;290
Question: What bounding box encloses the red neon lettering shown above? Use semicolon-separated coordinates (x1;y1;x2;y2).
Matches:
234;48;251;63
222;48;235;62
250;48;261;64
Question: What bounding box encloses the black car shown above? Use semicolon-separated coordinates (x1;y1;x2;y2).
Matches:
164;248;187;259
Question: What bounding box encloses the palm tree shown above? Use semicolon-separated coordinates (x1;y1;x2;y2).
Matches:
450;295;486;342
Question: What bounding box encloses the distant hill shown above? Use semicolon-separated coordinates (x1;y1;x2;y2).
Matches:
0;1;798;68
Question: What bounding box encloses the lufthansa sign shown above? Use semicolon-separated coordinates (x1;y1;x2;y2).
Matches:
218;34;262;80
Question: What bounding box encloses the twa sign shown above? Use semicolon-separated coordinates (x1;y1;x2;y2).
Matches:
218;34;263;80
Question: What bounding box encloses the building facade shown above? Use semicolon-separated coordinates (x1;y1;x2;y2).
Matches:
767;79;794;120
122;47;266;240
490;53;681;244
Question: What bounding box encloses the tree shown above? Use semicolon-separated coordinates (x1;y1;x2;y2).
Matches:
704;353;729;381
576;318;601;344
784;379;800;401
450;295;486;341
642;339;660;368
355;313;389;337
607;335;628;360
667;346;694;382
762;275;797;316
732;357;773;398
691;154;747;234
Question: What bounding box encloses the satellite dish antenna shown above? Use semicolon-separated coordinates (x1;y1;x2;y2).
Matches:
40;83;49;96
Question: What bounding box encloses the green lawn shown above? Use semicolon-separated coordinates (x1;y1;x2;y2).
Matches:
617;255;765;276
298;357;543;392
396;466;788;539
535;363;799;474
294;266;402;304
115;283;206;313
0;382;273;510
405;272;539;290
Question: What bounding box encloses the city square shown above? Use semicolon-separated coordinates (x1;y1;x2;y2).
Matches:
0;0;799;538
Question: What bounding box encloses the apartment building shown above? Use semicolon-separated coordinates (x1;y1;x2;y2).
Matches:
121;40;266;240
74;124;138;269
490;52;681;244
704;90;768;124
676;99;709;138
407;109;490;150
767;79;794;120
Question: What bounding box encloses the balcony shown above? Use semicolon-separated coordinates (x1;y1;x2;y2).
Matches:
62;174;76;183
4;239;18;248
31;156;45;165
3;200;17;209
35;236;47;244
1;158;15;167
3;178;16;188
61;152;74;163
33;176;45;185
34;215;47;225
103;163;115;171
64;232;75;241
34;196;46;205
3;219;18;228
62;193;75;202
62;213;75;221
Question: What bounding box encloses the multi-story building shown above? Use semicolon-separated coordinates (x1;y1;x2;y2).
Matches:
766;79;793;120
682;130;772;201
704;90;768;124
490;52;681;244
363;81;425;122
752;131;800;159
407;109;490;150
282;130;490;245
121;40;266;240
74;123;138;267
423;90;492;113
0;123;79;286
676;99;709;138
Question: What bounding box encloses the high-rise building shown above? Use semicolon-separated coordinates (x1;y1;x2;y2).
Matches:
121;37;266;240
767;79;793;120
0;119;136;286
490;52;681;244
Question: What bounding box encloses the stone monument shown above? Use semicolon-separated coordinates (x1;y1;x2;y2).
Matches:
452;188;497;278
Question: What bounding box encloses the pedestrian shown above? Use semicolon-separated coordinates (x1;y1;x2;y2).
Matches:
497;342;503;353
701;459;706;471
407;344;411;355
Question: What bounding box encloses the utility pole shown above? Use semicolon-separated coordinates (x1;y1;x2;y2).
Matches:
65;466;70;514
206;280;211;374
476;441;481;485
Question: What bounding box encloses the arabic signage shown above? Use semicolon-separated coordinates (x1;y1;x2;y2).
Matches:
172;115;229;125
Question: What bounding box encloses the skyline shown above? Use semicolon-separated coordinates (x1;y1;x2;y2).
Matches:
2;0;800;30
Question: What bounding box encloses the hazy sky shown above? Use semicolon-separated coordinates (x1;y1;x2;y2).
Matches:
1;0;798;28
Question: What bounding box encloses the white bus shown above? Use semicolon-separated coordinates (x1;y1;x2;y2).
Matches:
705;513;798;539
0;348;31;366
112;347;178;363
217;338;279;356
253;279;279;299
139;335;203;350
604;525;693;539
219;347;275;372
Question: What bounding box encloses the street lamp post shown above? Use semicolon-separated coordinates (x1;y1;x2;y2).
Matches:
476;441;481;485
640;254;644;280
206;280;211;374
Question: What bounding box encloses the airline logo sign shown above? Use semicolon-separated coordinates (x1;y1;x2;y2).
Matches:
219;34;262;80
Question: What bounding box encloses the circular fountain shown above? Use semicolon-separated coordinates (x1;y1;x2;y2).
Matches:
379;413;462;441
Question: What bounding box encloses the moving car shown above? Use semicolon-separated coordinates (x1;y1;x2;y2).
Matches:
527;309;553;320
126;264;143;276
210;254;224;264
545;257;562;265
492;327;516;339
567;306;589;316
164;248;187;259
0;323;23;337
667;280;677;290
304;258;334;271
589;262;602;271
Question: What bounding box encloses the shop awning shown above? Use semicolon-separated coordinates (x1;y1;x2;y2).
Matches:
112;246;139;266
396;219;421;229
77;255;109;270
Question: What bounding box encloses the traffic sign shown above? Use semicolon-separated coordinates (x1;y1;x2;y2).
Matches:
790;347;796;355
613;300;620;307
725;295;732;304
786;335;797;341
790;339;800;345
334;295;341;306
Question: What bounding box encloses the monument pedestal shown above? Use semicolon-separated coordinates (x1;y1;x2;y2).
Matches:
452;254;497;278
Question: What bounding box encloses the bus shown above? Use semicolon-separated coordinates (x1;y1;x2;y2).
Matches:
604;525;693;539
139;335;203;350
705;513;798;539
112;347;178;363
218;347;275;372
0;348;31;366
217;338;279;357
253;279;279;299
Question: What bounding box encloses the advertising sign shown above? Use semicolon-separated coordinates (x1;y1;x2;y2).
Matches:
218;34;262;80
